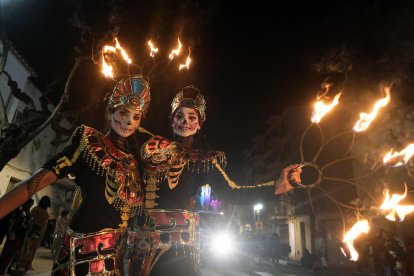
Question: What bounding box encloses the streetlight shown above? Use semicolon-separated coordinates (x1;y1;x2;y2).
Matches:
253;203;263;231
254;203;263;212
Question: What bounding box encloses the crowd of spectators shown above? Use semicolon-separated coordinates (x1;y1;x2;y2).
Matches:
0;196;72;275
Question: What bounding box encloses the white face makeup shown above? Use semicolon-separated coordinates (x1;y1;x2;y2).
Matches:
110;107;142;138
172;107;201;137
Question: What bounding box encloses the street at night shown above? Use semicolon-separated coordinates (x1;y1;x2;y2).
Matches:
1;1;414;275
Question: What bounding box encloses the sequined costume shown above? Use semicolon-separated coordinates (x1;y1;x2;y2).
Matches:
45;125;144;275
138;135;226;276
44;75;152;276
141;136;226;210
138;86;227;275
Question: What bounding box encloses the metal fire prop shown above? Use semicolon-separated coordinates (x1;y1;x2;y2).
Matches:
100;36;192;81
293;83;414;261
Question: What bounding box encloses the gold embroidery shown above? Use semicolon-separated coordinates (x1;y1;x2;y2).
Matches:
80;126;143;225
167;161;186;189
52;143;84;176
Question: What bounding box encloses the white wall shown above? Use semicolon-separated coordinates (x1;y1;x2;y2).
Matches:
0;43;68;211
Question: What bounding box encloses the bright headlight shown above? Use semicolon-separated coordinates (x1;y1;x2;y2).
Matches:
211;233;233;255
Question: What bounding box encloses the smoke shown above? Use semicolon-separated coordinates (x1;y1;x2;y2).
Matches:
314;47;353;75
66;0;124;45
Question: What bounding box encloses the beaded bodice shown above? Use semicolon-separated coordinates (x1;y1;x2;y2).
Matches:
80;126;144;227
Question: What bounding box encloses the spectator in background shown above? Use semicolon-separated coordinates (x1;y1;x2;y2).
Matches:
42;217;56;249
314;230;328;269
269;233;281;264
354;234;370;274
51;209;71;260
403;236;414;276
375;229;407;276
0;198;34;275
17;195;51;272
301;248;317;271
384;232;407;276
0;202;21;246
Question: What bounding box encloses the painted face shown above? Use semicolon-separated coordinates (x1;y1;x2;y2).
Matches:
110;107;142;138
172;107;201;137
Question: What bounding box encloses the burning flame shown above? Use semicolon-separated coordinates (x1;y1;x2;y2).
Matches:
383;144;414;167
342;220;370;261
179;49;191;70
311;92;342;123
380;187;414;222
353;87;391;132
115;38;132;64
101;37;132;78
169;38;182;60
101;58;114;78
148;40;159;57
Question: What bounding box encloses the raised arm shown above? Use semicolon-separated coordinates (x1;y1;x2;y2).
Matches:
0;168;57;219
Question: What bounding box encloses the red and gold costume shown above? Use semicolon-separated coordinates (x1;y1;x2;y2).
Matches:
44;75;153;275
47;125;144;275
132;87;227;275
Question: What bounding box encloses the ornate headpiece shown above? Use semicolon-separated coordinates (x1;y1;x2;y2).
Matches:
108;75;151;116
171;85;206;123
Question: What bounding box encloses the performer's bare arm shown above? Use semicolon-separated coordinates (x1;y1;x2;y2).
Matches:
0;168;57;219
275;164;301;195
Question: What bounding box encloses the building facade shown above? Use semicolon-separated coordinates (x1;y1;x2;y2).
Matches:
0;42;74;218
241;104;358;263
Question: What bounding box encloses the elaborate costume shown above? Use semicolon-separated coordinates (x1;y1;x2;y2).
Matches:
136;87;227;275
46;75;150;275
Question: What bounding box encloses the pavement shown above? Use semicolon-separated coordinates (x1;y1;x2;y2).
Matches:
0;245;364;276
0;245;53;276
22;247;53;276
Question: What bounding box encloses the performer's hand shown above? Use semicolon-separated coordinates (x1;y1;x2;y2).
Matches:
275;164;302;195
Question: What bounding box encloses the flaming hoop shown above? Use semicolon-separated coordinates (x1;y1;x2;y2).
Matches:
288;82;414;261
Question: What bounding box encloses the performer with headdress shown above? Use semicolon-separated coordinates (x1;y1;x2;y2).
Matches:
0;75;152;275
138;86;301;275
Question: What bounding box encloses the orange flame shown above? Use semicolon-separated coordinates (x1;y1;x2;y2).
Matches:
101;38;132;78
383;144;414;167
147;40;159;57
115;38;132;64
311;92;342;123
169;38;182;60
380;188;414;221
179;50;191;70
342;220;370;261
353;87;391;132
101;58;114;78
101;45;117;78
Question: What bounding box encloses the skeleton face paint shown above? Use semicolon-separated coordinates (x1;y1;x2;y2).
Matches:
172;107;201;137
110;107;142;138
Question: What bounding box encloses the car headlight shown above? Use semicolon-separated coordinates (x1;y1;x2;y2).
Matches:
211;232;233;255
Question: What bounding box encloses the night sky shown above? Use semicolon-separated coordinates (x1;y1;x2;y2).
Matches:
4;0;414;186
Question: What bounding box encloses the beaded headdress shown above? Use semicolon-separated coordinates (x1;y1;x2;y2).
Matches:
171;85;206;124
107;75;151;116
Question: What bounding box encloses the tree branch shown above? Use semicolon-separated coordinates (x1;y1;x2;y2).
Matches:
3;71;35;109
18;56;89;148
0;35;10;126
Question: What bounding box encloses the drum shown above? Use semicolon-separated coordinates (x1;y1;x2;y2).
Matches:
52;228;124;276
117;209;200;276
